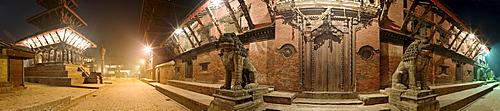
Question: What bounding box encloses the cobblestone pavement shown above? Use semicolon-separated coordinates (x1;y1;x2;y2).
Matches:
67;78;188;111
0;82;96;110
461;86;500;111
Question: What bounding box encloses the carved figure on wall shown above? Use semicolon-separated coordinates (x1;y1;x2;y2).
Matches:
218;33;259;90
392;38;433;90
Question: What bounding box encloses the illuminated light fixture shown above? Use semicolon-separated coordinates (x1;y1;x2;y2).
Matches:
209;0;223;6
468;33;475;39
145;46;152;53
15;26;96;50
174;28;183;34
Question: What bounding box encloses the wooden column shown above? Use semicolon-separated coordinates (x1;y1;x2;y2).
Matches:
223;0;243;33
195;15;212;42
428;15;447;42
410;4;433;38
205;7;223;35
400;0;420;32
238;0;254;29
448;30;463;49
185;25;201;45
465;41;479;56
455;34;469;51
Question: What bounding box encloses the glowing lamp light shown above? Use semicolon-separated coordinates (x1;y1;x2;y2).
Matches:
468;34;475;39
174;28;183;34
145;46;152;53
210;0;223;6
140;59;146;64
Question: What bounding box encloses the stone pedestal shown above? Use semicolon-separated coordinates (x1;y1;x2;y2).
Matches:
208;87;267;111
387;88;440;111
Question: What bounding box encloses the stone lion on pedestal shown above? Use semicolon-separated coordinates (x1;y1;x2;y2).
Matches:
392;38;433;90
218;33;259;90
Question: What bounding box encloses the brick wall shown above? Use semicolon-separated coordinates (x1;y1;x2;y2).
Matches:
0;57;7;82
269;19;302;92
380;42;404;89
355;52;381;92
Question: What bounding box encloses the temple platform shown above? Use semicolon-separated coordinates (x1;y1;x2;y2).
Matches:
25;65;90;86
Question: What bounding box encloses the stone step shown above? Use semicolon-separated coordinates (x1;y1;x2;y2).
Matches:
25;77;85;86
166;80;221;96
154;83;212;111
258;103;391;111
438;82;498;111
263;91;297;105
358;94;389;105
296;92;358;99
430;81;485;96
292;98;363;105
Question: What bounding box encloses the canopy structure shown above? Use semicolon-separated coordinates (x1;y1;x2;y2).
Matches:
16;26;96;50
15;26;96;65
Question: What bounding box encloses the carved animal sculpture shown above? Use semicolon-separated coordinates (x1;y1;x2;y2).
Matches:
392;39;433;90
218;33;259;90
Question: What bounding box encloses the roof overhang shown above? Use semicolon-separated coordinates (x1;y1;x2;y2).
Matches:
26;5;87;29
15;26;97;50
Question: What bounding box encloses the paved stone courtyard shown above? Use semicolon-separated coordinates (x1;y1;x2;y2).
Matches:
66;78;188;110
0;82;96;110
462;86;500;111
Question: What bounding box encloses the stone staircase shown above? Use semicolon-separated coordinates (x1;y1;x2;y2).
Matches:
141;79;221;111
25;65;90;86
261;81;498;111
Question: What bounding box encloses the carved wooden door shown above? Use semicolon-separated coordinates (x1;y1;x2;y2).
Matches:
308;33;344;92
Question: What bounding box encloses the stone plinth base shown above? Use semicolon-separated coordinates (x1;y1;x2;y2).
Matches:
25;65;88;86
387;88;440;111
208;87;267;111
84;72;98;84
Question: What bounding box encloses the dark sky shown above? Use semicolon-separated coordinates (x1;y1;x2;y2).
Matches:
0;0;199;70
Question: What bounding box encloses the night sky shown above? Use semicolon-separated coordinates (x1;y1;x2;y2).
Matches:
0;0;498;76
0;0;198;71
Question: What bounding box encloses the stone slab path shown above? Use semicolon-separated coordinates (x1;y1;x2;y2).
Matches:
66;78;188;110
0;82;96;110
461;86;500;111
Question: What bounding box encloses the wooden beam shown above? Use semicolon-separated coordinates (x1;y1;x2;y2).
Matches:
469;43;482;58
238;0;254;29
172;35;185;52
448;30;463;49
428;15;447;42
400;0;420;32
181;28;197;48
465;40;479;56
263;0;275;22
205;7;223;35
455;34;469;52
185;25;201;45
223;0;243;33
410;4;433;38
195;15;212;42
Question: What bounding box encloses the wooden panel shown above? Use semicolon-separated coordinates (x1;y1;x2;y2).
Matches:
9;59;23;87
312;33;343;91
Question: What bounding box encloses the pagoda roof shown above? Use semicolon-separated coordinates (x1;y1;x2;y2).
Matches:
37;0;79;9
26;5;87;29
15;26;97;50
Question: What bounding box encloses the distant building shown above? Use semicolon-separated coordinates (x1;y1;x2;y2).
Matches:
0;39;34;93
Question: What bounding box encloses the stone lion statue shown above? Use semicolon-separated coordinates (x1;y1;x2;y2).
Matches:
392;38;433;90
218;33;259;90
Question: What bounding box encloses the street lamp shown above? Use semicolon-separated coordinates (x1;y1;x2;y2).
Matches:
145;46;152;53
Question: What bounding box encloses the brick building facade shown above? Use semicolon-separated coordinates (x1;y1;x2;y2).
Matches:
141;0;492;93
